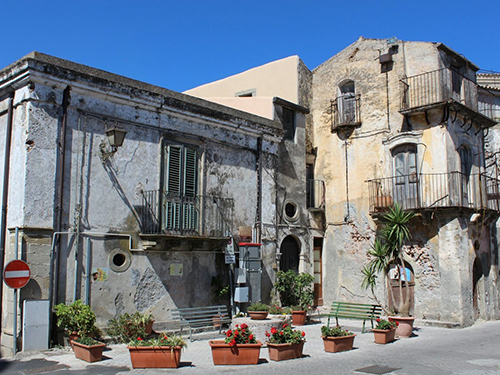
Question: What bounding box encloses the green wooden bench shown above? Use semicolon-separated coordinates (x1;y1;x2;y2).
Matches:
325;301;382;333
172;305;231;341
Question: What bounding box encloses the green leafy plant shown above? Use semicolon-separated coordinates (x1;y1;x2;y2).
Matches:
74;336;102;346
107;311;154;343
274;270;314;310
247;302;269;312
362;204;415;317
54;300;98;337
128;333;187;348
375;318;397;330
265;324;305;344
211;275;230;302
321;325;351;337
224;323;257;346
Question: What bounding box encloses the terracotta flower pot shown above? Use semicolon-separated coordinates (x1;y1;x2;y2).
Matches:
247;311;269;320
268;341;304;361
68;332;80;350
127;346;182;368
142;320;154;334
209;340;262;365
322;334;356;353
72;340;105;363
291;310;307;326
372;328;396;344
388;316;415;338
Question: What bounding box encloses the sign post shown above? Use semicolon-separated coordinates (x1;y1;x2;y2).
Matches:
3;260;31;289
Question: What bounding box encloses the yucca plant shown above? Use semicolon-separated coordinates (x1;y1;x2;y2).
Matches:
362;204;415;316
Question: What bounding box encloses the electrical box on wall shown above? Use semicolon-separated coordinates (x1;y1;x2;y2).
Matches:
234;287;249;303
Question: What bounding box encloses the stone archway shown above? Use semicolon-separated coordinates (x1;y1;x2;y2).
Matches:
280;236;300;273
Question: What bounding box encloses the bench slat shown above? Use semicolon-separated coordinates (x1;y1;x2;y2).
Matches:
171;305;231;341
327;301;382;334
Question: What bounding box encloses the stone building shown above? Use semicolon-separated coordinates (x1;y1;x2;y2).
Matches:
187;37;500;327
0;52;285;356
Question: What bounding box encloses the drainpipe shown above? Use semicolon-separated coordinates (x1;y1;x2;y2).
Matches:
54;86;71;305
256;137;262;243
0;92;15;328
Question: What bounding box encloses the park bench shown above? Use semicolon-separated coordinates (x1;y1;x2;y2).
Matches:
325;301;382;333
172;305;231;341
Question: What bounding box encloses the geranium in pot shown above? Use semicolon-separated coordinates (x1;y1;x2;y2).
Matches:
209;323;262;365
274;270;314;326
54;300;98;348
321;325;356;353
265;323;305;361
362;204;416;337
372;318;397;344
127;333;187;369
247;302;269;320
72;336;106;362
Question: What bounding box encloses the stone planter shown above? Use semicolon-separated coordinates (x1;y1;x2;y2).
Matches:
248;311;269;320
322;334;356;353
127;346;182;368
209;340;262;365
389;316;415;338
291;310;307;326
72;340;105;363
267;341;304;361
372;328;396;344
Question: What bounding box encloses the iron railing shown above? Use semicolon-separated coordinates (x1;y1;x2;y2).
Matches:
331;94;361;129
307;179;325;210
141;190;233;237
401;68;478;111
367;172;500;213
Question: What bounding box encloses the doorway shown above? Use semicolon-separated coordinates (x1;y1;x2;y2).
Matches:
313;238;323;306
280;236;300;273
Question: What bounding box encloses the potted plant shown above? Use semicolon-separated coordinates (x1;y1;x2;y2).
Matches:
127;333;187;369
362;204;416;337
107;311;154;343
247;302;269;320
265;323;306;361
54;300;98;347
321;325;356;353
72;336;106;362
209;323;262;365
274;270;314;326
372;318;397;344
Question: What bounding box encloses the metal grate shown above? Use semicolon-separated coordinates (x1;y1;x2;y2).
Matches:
354;364;401;374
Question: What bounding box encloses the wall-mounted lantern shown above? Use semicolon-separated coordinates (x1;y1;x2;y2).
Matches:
100;126;127;163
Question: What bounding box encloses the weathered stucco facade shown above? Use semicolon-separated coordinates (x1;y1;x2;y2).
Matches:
0;53;284;356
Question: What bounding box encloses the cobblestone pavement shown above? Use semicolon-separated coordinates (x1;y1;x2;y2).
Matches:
2;318;500;374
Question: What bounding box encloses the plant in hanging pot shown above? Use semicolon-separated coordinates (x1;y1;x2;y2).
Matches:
54;300;98;348
362;204;416;337
247;302;269;320
274;270;314;326
72;336;106;362
372;318;397;344
209;323;262;365
265;324;306;361
321;325;356;353
127;333;187;369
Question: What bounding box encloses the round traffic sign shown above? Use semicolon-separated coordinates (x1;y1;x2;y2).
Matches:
3;260;31;289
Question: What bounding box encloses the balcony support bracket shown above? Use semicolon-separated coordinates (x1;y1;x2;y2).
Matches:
425;110;430;125
441;105;449;123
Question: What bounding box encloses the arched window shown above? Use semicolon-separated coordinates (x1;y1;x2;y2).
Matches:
337;80;356;124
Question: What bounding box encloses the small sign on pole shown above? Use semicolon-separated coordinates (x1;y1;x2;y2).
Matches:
225;236;236;264
3;260;31;289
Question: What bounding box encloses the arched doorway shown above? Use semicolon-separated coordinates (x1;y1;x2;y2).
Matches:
472;257;483;319
280;236;300;273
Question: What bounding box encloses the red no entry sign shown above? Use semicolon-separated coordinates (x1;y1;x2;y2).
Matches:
3;260;31;289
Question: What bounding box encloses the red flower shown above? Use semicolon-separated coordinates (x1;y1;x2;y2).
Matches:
163;335;168;339
279;332;284;335
271;327;278;334
301;331;306;337
230;339;236;346
376;318;380;323
234;330;239;336
241;323;248;329
283;323;288;328
137;337;143;341
396;321;399;326
265;331;270;337
226;330;232;337
249;334;253;340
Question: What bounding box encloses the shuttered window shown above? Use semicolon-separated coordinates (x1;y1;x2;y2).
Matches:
162;143;198;233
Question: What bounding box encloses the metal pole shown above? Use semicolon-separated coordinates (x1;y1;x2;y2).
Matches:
13;227;19;354
85;238;91;305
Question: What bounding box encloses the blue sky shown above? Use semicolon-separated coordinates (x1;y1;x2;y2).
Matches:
2;0;498;93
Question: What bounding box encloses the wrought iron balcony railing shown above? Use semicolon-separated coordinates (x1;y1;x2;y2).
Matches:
401;68;478;112
367;172;500;214
307;179;325;210
141;190;233;237
331;94;361;130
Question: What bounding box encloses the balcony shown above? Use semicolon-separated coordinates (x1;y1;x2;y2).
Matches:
367;172;500;214
140;190;233;238
331;94;361;130
307;179;325;211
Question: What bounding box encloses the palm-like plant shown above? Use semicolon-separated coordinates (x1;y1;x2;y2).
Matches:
362;204;415;316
